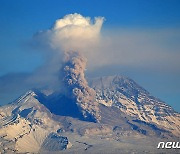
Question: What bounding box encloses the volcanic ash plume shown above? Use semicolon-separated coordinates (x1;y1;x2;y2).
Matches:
36;13;104;122
62;51;101;122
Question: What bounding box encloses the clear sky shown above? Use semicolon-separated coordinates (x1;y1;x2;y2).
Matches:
0;0;180;111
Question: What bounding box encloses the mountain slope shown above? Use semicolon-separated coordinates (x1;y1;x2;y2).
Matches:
0;91;68;153
89;75;180;136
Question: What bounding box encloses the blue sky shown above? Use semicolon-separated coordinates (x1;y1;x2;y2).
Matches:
0;0;180;111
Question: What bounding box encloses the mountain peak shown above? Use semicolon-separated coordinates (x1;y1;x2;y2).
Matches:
89;75;149;98
89;75;180;136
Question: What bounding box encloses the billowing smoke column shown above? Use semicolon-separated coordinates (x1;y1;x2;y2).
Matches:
43;13;104;122
62;51;101;122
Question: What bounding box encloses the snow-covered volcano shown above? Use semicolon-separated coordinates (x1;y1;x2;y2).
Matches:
0;75;179;153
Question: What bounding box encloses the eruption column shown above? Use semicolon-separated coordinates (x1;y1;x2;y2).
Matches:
62;51;101;122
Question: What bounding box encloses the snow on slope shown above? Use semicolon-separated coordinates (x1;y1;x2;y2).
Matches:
89;75;180;136
0;91;61;153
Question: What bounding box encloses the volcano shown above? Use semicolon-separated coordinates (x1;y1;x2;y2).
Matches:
0;75;179;153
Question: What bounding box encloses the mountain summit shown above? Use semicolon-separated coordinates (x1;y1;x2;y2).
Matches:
90;75;180;136
0;75;179;153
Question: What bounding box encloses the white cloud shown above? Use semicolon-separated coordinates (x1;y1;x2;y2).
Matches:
47;13;104;52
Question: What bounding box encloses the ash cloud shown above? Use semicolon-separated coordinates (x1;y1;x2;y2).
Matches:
35;13;104;121
62;51;101;122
